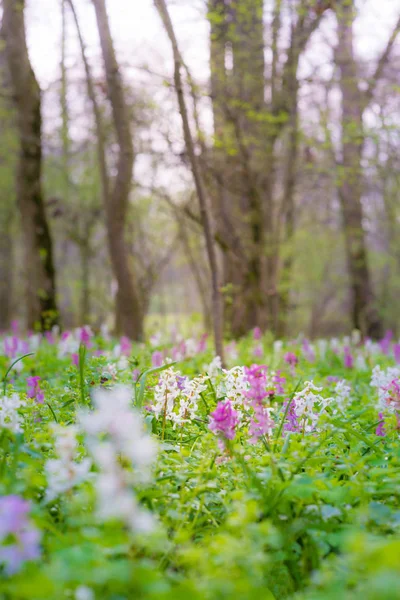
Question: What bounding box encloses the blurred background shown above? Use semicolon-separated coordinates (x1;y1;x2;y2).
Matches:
0;0;399;340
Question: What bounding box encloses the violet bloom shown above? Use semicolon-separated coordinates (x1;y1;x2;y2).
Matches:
120;336;132;357
79;326;92;348
132;369;140;383
376;413;386;437
380;330;393;355
393;344;400;365
284;352;298;368
245;365;275;442
0;495;41;575
26;376;44;404
45;331;55;345
253;327;262;341
4;337;18;359
197;333;208;354
209;400;239;445
272;371;286;396
253;344;263;358
343;346;353;369
151;351;164;368
302;339;315;363
177;376;188;391
283;399;299;432
71;353;79;367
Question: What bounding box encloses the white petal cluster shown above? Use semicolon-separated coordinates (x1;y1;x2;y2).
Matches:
78;386;157;532
205;356;223;382
45;425;91;502
217;366;249;408
294;381;332;432
153;368;207;425
334;380;352;412
371;365;400;410
0;393;25;433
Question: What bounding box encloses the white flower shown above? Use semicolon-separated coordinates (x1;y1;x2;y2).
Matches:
78;386;157;533
273;340;283;355
217;366;248;408
293;381;332;432
0;393;25;433
152;367;182;424
354;353;367;371
45;425;91;502
334;380;352;412
75;586;94;600
371;365;400;410
206;356;222;382
317;339;328;359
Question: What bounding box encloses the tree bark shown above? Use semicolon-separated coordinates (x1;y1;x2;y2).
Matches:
3;0;59;330
92;0;143;340
154;0;225;362
336;0;383;339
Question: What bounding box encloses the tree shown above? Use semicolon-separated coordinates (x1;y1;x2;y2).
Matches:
335;0;400;338
2;0;59;330
67;0;143;339
154;0;225;361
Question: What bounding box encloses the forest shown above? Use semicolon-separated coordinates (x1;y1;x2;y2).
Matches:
0;0;400;598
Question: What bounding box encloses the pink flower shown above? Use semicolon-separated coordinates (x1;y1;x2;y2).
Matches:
393;344;400;365
209;401;239;444
244;365;275;442
197;333;208;354
253;344;263;358
26;376;44;404
284;352;298;367
120;336;132;356
302;339;315;362
71;353;79;367
380;330;393;355
343;346;353;369
79;326;92;348
151;351;164;367
376;412;386;437
253;327;262;340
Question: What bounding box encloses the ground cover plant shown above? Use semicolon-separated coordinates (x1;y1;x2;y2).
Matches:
1;325;400;599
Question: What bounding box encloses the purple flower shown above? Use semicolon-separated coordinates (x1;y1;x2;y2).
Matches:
283;399;299;432
284;352;298;367
343;346;353;369
71;353;79;367
177;376;188;391
244;365;275;442
393;344;400;365
253;343;263;358
327;376;340;383
376;413;386;437
132;369;140;383
302;339;315;363
4;336;18;359
26;376;44;404
253;327;262;341
0;495;41;575
79;326;92;348
120;336;132;357
197;333;208;354
272;371;286;396
380;330;393;355
151;351;164;368
44;331;55;345
209;401;239;444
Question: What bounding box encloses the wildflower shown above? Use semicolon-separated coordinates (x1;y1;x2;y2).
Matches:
334;380;352;412
371;366;400;411
253;327;262;341
209;400;239;446
26;376;44;404
206;356;223;382
0;393;25;433
302;339;315;362
151;351;164;368
0;495;41;575
79;326;93;348
380;330;393;355
75;587;94;600
78;386;157;532
253;344;263;358
393;344;400;365
376;413;386;437
244;365;275;442
44;425;91;502
120;336;132;357
197;333;208;353
284;352;298;368
283;399;299;432
292;381;331;432
343;346;353;369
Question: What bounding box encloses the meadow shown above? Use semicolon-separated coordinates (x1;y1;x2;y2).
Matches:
0;326;399;599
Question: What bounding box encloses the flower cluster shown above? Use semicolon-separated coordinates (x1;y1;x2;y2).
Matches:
209;401;239;449
26;376;44;404
0;393;25;433
79;386;157;532
45;425;91;502
289;381;332;433
245;365;275;443
152;367;207;425
371;366;400;412
0;495;41;575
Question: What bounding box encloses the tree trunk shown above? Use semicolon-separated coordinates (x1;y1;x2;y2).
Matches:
3;0;59;331
92;0;143;340
336;0;383;339
154;0;225;362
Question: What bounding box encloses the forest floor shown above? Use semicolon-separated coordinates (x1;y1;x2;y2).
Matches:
0;327;399;599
